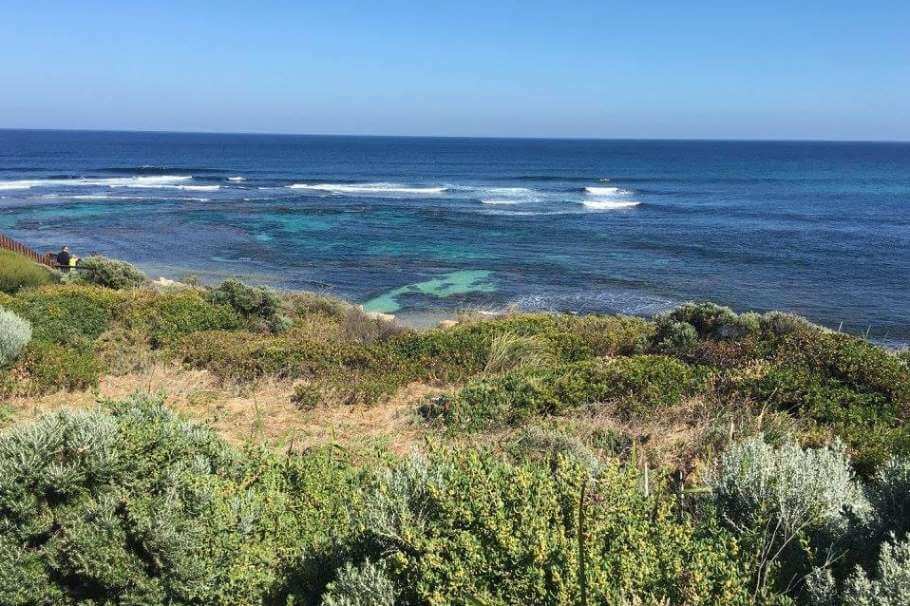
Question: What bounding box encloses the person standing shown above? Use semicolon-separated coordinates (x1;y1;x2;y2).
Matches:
56;246;72;271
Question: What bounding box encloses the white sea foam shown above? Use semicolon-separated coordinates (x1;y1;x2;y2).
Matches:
478;187;534;195
584;186;626;195
0;181;37;190
471;186;541;206
582;199;641;210
288;182;446;195
228;176;246;182
0;175;194;190
172;184;220;191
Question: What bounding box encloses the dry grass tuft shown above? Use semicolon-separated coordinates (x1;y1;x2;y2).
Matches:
1;362;438;452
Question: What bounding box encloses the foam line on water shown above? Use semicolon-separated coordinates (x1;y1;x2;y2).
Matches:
0;175;194;190
288;182;446;195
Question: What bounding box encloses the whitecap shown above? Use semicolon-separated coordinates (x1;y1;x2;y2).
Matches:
288;182;446;195
0;175;194;190
582;200;641;210
0;180;37;190
228;176;246;182
584;186;627;195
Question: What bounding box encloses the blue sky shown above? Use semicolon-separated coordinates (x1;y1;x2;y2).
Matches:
1;1;908;140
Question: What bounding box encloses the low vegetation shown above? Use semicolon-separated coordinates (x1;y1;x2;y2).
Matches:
1;266;909;604
0;249;58;294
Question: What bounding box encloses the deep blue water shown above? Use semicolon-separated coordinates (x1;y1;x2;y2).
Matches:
1;130;908;342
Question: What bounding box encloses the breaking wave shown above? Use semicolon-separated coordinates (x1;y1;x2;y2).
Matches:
288;182;447;195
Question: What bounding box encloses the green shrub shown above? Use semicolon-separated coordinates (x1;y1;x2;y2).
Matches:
123;290;243;346
652;317;698;356
292;382;324;410
0;395;366;605
176;330;402;405
71;255;147;289
760;311;823;338
2;284;122;346
775;332;910;404
286;291;352;320
730;364;909;472
668;302;759;341
13;341;100;394
347;451;753;605
445;355;699;429
208;279;289;332
507;426;601;471
0;250;58;294
321;559;396;606
0;308;31;367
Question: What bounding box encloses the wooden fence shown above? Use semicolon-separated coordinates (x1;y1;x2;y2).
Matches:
0;233;57;267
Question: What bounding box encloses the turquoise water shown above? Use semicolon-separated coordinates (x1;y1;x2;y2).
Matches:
1;130;908;343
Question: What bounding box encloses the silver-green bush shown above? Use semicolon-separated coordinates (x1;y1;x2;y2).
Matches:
0;307;31;366
321;559;396;606
843;536;910;605
808;534;910;606
707;436;868;594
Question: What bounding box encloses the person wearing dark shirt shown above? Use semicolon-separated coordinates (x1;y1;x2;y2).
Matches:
56;246;71;269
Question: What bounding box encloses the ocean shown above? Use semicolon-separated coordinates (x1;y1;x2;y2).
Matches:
0;130;908;343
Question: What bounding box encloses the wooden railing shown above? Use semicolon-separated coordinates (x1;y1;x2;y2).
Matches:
0;233;57;267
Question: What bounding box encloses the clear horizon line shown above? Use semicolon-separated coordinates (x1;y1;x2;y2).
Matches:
0;126;908;145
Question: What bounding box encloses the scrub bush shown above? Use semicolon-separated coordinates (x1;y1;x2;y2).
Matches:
285;291;352;320
668;302;759;341
347;451;753;605
707;436;868;596
807;535;910;606
0;308;31;367
865;458;910;550
0;250;58;293
123;290;243;346
208;279;290;333
2;284;122;346
0;395;367;605
760;311;822;338
445;355;699;429
652;317;698;356
321;560;396;606
842;537;910;605
775;332;910;403
730;364;910;473
12;341;100;394
73;255;147;289
507;425;601;471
